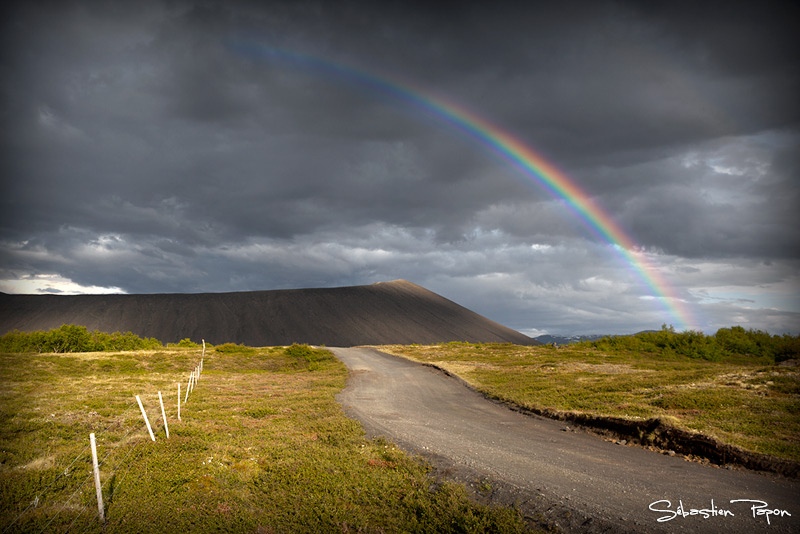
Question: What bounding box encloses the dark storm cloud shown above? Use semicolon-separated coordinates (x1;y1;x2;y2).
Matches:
1;0;798;334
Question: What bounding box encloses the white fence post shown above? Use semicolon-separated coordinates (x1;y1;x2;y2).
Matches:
184;374;191;403
89;433;105;522
135;395;156;442
158;391;169;439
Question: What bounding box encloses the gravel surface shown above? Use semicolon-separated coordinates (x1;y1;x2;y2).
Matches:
332;347;799;534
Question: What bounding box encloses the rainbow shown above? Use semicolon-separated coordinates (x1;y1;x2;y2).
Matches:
229;41;696;331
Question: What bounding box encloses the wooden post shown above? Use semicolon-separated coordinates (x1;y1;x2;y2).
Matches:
177;383;181;421
158;391;169;439
89;433;105;522
135;395;156;442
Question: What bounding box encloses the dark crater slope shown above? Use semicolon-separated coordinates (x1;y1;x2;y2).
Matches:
0;279;536;347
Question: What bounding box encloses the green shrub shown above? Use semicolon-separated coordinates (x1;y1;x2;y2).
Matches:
775;334;800;362
578;324;799;362
92;330;163;351
284;343;328;364
47;324;93;352
284;343;314;359
0;325;163;353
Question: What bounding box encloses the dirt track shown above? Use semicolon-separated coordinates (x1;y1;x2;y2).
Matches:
332;347;799;534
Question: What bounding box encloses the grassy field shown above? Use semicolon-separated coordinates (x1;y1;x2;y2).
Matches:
379;343;800;463
0;346;530;533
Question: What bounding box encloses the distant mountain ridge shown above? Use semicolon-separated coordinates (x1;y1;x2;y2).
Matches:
0;280;537;347
535;331;662;345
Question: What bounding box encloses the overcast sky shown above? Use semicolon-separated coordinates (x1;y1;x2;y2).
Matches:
1;0;798;336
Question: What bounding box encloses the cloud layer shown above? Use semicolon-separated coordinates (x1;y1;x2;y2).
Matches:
2;1;798;335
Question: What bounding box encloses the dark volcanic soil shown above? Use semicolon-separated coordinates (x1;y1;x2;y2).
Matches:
0;279;536;347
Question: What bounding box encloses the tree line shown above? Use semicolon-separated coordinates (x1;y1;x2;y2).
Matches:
0;324;163;353
578;325;800;362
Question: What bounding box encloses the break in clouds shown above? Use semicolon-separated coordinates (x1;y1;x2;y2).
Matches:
1;0;798;335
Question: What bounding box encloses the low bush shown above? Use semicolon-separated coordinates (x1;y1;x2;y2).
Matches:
579;324;799;362
284;344;331;371
285;343;315;360
0;325;163;353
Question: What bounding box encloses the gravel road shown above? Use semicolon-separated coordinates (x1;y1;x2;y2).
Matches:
331;347;798;534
